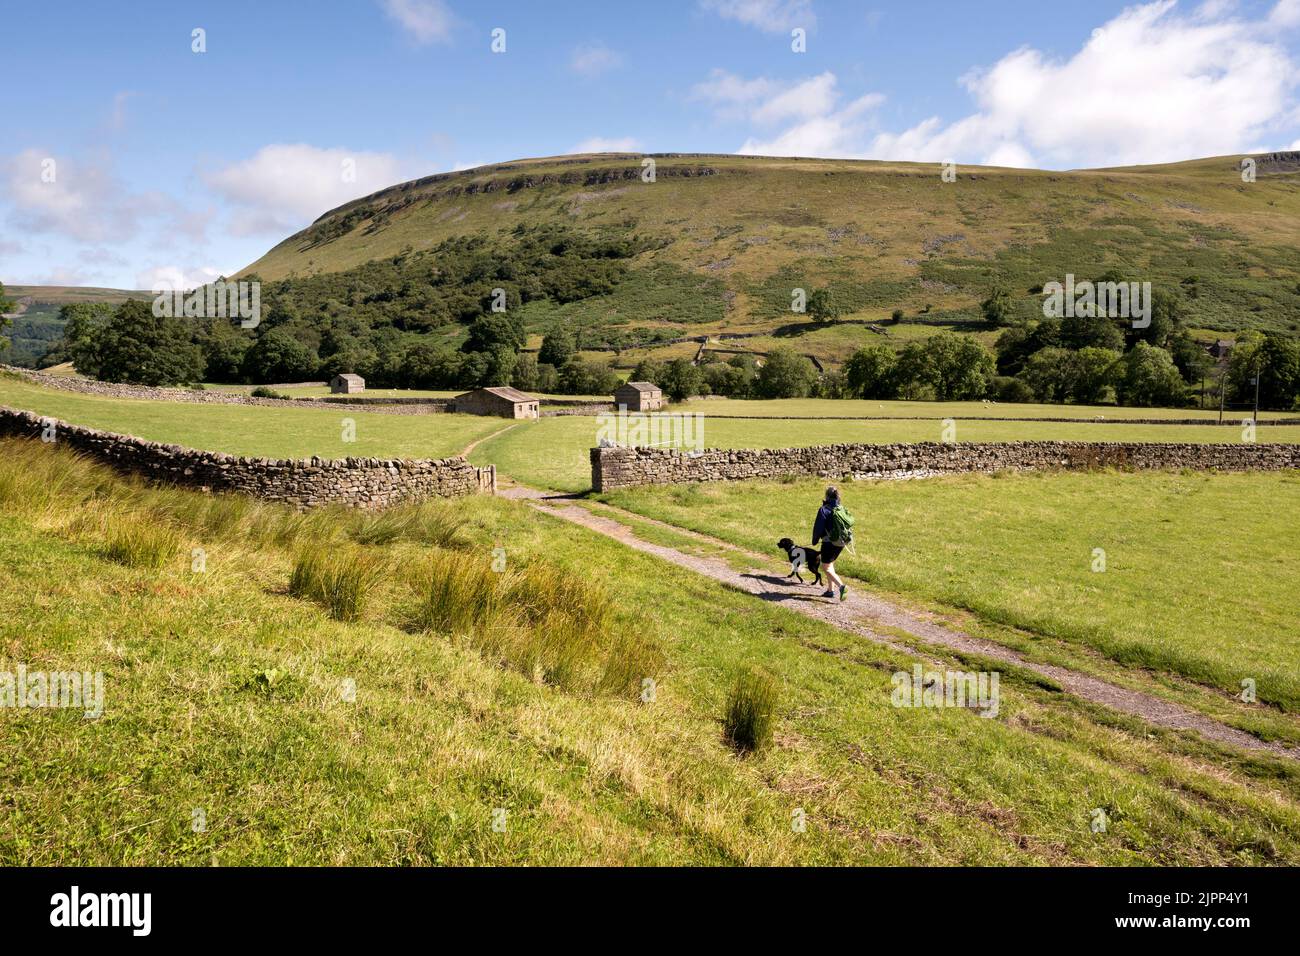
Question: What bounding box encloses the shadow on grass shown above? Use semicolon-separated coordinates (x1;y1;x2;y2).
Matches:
741;572;833;603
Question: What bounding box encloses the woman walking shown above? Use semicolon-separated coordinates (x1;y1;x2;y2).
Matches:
812;485;852;601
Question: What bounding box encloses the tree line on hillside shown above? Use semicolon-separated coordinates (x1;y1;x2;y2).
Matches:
959;275;1300;409
39;224;662;393
44;297;632;394
32;262;1300;409
635;322;1300;410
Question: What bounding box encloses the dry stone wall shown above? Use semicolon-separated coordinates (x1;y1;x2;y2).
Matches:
4;366;308;407
0;407;480;509
591;441;1300;491
1;367;456;415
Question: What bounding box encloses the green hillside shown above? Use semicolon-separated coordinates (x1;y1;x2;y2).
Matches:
237;151;1300;364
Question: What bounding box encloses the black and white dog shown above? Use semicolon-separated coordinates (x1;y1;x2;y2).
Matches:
777;537;823;586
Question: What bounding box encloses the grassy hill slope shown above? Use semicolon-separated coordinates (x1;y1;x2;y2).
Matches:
237;152;1300;361
4;438;1299;864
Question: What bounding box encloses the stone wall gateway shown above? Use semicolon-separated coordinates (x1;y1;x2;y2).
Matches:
590;441;1300;491
0;407;482;509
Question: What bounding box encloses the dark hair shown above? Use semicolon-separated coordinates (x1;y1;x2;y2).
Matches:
824;485;840;504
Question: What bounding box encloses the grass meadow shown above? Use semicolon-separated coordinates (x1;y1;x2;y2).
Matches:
599;471;1300;714
0;374;505;460
5;374;1300;757
8;375;1298;488
3;439;1300;865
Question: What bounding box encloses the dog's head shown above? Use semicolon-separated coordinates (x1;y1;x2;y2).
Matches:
776;537;795;554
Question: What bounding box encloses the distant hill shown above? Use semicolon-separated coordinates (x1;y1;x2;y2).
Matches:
2;285;152;306
0;286;151;369
235;152;1300;365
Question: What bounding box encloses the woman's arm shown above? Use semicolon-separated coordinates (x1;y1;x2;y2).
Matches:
812;507;826;544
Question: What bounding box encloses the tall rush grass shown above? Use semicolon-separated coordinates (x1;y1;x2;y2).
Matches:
0;439;662;699
411;550;662;698
723;667;779;755
289;546;385;622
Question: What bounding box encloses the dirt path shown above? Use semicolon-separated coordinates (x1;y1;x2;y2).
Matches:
461;422;520;458
502;485;1298;762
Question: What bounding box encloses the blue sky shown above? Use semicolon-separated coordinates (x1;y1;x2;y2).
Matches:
2;0;1299;290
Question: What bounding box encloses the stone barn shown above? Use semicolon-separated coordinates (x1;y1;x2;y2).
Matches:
614;381;665;412
330;373;365;395
453;386;539;419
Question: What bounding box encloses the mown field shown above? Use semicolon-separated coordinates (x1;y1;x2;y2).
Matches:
599;471;1300;714
6;374;1299;490
0;375;505;460
3;439;1299;865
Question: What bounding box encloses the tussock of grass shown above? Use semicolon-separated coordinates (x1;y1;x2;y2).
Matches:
102;514;182;569
289;546;384;622
350;503;469;549
0;441;116;516
411;550;662;697
724;667;779;755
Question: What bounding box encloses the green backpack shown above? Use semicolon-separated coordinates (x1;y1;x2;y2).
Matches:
828;504;855;547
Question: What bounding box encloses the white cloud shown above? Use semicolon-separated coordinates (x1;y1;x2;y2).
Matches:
206;144;404;235
571;137;642;153
1192;0;1237;22
703;1;1299;169
700;0;814;33
3;148;171;242
78;247;128;268
379;0;456;45
751;72;839;123
34;267;95;287
691;69;781;120
694;70;884;157
135;264;228;293
1270;0;1300;28
694;69;866;124
109;91;135;131
868;1;1298;168
570;43;622;76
